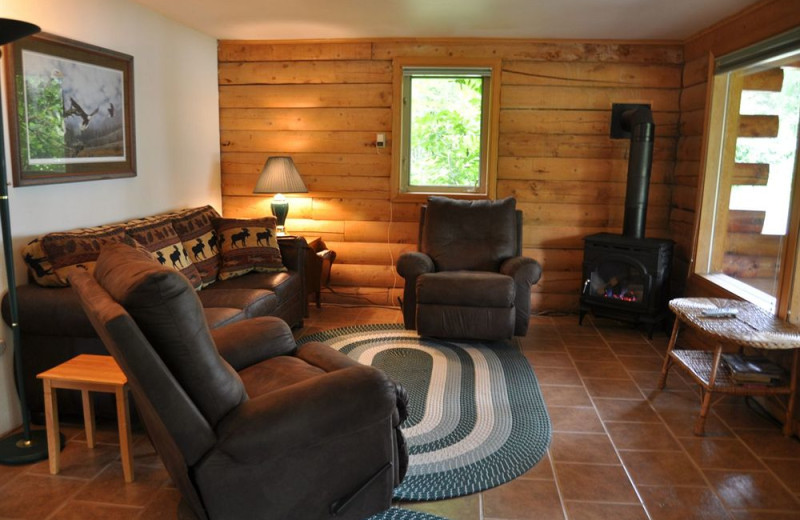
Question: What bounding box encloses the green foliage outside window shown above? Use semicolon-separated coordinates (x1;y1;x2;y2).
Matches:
408;77;483;188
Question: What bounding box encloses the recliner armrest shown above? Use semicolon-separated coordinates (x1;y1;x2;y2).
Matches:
500;256;542;287
212;317;297;371
215;365;397;464
396;252;435;279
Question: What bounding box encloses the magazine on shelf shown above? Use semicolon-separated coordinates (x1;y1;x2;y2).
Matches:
721;353;786;385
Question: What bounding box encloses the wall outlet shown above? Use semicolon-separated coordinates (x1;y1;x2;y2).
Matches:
376;133;386;148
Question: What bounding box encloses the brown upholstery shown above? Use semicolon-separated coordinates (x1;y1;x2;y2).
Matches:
397;196;542;340
71;243;408;520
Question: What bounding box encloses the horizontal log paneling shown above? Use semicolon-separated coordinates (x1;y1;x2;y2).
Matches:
499;134;677;160
743;68;784;92
732;163;770;186
219;38;682;312
499;180;670;205
371;41;682;64
219;42;372;62
502;85;679;111
501;62;681;88
499;110;679;136
219;108;393;131
219;60;392;85
221;130;383;153
219;84;392;108
221;152;391;176
498;157;672;183
738;115;779;138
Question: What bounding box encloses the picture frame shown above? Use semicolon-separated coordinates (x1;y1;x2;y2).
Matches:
4;33;135;186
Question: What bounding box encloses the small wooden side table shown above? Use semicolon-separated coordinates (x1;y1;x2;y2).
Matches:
658;297;800;436
37;354;134;482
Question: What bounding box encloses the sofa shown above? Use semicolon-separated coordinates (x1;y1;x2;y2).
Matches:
2;205;308;422
71;242;407;519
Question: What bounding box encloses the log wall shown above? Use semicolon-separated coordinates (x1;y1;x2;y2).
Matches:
218;39;683;312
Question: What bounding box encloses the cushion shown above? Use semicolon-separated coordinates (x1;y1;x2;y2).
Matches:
21;237;62;287
417;271;515;307
94;242;247;426
41;225;132;285
170;205;222;287
126;218;202;289
422;196;518;272
214;217;286;281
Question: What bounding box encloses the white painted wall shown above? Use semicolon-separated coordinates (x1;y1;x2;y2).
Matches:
0;0;221;435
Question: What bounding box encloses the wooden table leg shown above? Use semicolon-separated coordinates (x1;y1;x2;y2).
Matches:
116;385;134;483
81;390;96;449
42;379;60;475
694;343;724;436
658;319;681;390
784;349;799;436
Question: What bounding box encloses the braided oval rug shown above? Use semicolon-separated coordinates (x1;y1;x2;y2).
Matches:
300;324;551;501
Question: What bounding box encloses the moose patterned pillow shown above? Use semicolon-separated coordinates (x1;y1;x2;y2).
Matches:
126;218;203;289
170;205;222;287
214;217;285;280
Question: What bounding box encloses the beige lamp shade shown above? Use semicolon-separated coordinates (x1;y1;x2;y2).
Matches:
253;156;308;194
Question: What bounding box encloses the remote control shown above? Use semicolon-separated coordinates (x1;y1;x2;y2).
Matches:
701;308;739;318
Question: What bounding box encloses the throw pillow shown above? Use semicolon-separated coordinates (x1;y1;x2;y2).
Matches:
41;225;132;285
21;237;63;287
170;205;222;287
126;218;203;289
214;217;286;280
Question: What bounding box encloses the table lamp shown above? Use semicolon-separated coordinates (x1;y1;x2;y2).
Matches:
0;18;53;465
253;156;307;235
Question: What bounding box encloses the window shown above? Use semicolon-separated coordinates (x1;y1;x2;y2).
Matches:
694;28;800;321
391;58;500;199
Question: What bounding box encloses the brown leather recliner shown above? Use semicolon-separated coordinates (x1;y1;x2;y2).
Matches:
70;243;408;520
396;196;542;340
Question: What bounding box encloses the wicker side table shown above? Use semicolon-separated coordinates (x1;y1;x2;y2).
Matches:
657;297;800;436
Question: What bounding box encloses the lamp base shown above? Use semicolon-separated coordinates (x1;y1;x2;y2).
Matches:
0;429;57;465
270;200;290;235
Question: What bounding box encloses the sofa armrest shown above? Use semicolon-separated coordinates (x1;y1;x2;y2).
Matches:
212;317;297;371
215;364;397;464
277;236;307;275
2;283;96;336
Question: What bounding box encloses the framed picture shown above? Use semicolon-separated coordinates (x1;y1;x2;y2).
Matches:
4;33;135;186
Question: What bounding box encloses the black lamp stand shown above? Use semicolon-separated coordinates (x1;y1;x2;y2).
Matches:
0;18;51;465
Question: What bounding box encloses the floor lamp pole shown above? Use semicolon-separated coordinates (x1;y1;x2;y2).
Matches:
0;18;50;465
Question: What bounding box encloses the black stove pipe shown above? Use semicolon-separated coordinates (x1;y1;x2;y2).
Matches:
620;107;655;240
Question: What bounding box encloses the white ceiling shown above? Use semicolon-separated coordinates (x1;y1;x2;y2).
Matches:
132;0;760;41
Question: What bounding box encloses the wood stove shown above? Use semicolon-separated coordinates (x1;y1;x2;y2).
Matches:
579;105;674;336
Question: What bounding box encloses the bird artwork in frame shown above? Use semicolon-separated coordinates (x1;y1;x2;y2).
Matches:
3;33;136;186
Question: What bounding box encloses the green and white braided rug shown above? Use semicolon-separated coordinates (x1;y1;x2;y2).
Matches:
300;324;552;501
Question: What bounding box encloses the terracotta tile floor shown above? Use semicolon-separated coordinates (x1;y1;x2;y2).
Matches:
1;305;800;519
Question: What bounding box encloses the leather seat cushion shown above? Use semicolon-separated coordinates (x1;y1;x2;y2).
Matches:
204;271;299;304
198;288;278;318
417;271;515;308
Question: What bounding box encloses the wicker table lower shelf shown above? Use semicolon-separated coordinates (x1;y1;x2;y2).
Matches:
658;298;800;436
670;349;793;396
